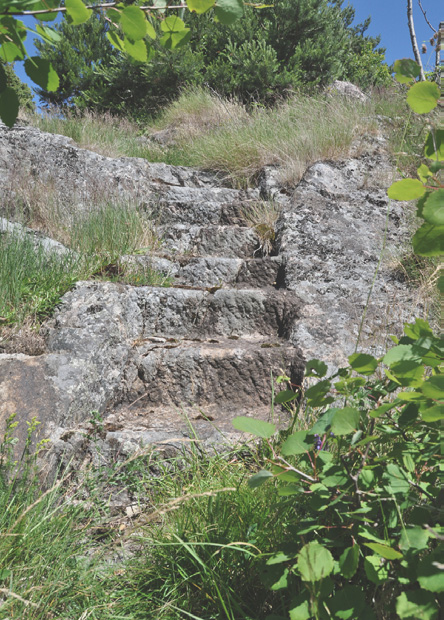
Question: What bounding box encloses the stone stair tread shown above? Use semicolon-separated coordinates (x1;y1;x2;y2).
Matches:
122;254;282;288
103;402;293;450
136;285;299;338
156;187;260;226
126;336;304;409
157;224;260;258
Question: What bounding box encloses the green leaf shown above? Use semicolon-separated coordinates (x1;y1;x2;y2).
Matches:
297;542;334;582
274;389;297;404
106;8;121;23
417;547;444;592
266;550;299;565
106;30;125;52
0;86;18;127
121;6;147;41
310;408;337;435
145;20;156;40
402;453;415;473
259;563;289;591
248;469;273;489
33;0;58;21
406;81;440;114
305;379;331;406
339;545;359;579
289;594;311;620
232;416;276;438
396;590;438;620
304;359;328;378
160;15;187;32
421;405;444;422
383;463;411;495
399;527;430;552
124;37;147;62
330;407;360;436
0;42;24;62
417;164;433;183
364;542;402;560
424;129;444;161
383;344;422;367
0;63;6;92
390;360;424;387
277;484;303;496
186;0;215;13
214;0;244;25
281;431;310;455
404;318;434;340
348;353;378;375
387;179;426;201
412;222;444;256
421;375;444;400
35;24;61;43
364;555;388;584
65;0;92;25
393;58;420;83
160;29;191;49
328;586;367;620
422;190;444;226
369;402;395;418
24;57;59;91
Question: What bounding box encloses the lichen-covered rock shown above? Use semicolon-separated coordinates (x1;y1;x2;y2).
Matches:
0;124;420;482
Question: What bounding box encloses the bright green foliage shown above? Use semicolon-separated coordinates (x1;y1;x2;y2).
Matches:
388;60;443;258
0;61;34;112
0;0;244;125
234;319;443;618
33;13;118;109
33;0;390;117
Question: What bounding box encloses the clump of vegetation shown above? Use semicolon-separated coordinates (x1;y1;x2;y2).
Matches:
241;200;281;256
152;85;249;143
0;230;81;325
0;199;165;329
27;108;168;162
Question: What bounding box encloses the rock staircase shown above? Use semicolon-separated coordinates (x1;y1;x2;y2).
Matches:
0;124;419;474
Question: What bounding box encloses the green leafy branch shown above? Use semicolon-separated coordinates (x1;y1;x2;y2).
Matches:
0;0;248;127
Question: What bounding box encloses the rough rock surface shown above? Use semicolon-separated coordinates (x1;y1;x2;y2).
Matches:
0;123;419;490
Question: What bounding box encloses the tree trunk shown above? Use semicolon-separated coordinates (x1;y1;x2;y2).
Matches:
407;0;426;80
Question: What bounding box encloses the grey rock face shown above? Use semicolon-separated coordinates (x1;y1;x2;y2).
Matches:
330;81;368;102
0;217;75;257
0;124;417;482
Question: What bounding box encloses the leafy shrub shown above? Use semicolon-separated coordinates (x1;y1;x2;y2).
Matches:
231;58;443;620
205;39;283;104
234;317;443;619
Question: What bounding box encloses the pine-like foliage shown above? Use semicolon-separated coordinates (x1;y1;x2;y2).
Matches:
35;0;391;118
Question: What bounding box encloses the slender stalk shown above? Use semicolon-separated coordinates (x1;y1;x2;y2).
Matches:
407;0;426;80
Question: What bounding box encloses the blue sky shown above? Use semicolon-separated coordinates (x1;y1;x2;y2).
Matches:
350;0;441;69
13;0;443;104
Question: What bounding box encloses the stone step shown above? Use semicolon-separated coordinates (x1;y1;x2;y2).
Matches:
126;336;304;410
154;187;260;226
136;286;299;339
123;255;283;288
157;224;260;258
46;283;300;350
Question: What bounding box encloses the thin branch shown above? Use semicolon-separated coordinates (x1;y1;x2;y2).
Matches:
0;3;187;16
417;0;437;34
407;0;426;80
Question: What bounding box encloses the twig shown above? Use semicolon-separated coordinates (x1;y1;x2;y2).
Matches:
417;0;437;34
